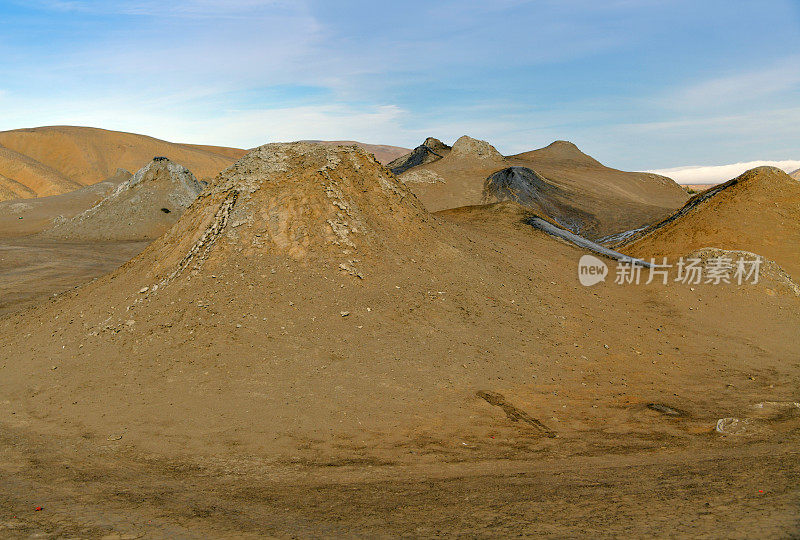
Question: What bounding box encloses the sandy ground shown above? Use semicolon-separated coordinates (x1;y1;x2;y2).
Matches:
2;429;798;538
0;239;147;317
0;145;798;538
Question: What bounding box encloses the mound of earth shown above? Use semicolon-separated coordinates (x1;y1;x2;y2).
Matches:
791;168;800;180
508;141;688;238
482;166;596;232
396;137;687;238
40;158;205;242
300;140;410;164
619;166;800;279
387;137;451;175
397;135;508;211
0;125;246;201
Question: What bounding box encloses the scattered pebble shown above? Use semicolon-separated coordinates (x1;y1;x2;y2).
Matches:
340;311;350;317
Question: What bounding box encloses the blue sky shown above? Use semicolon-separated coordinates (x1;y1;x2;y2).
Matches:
0;0;799;172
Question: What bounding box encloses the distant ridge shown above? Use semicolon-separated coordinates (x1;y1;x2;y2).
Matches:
394;136;687;238
0;126;246;202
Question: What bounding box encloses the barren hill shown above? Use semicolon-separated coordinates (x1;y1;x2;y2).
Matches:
396;137;688;238
791;168;800;180
397;135;507;211
387;137;451;174
0;144;81;199
507;141;688;237
0;126;246;201
41;158;205;242
620;166;800;278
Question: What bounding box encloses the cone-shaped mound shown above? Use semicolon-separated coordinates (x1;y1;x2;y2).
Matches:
139;142;435;277
422;136;451;155
387;137;451;175
40;158;204;242
514;140;603;167
448;135;505;161
482;166;597;234
620;166;800;278
509;142;688;238
397;135;509;212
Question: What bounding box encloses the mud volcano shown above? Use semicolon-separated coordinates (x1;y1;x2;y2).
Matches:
388;137;451;175
40;157;205;242
483;166;597;234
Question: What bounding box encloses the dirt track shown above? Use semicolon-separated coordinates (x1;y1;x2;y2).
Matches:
2;424;798;538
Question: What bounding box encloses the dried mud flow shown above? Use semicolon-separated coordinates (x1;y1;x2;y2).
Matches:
0;144;799;537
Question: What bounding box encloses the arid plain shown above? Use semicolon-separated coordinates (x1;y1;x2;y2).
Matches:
1;127;799;538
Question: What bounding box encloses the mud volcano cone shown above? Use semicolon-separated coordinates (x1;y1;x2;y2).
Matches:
42;157;204;241
140;142;437;282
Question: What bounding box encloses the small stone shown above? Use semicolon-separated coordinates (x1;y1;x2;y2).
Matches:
340;311;350;317
715;417;750;435
138;287;149;294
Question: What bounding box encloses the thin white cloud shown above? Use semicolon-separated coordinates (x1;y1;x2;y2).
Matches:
648;160;800;185
664;56;800;109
